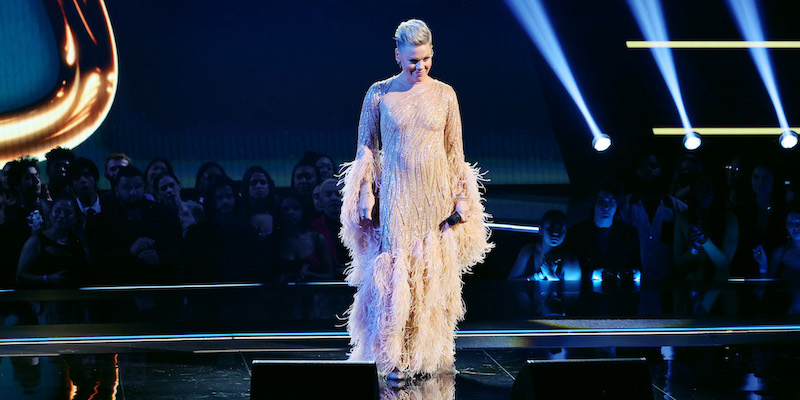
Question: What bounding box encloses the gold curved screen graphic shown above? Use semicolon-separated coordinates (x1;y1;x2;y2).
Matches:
0;0;118;164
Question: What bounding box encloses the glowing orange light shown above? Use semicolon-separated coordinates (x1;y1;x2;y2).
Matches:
0;0;118;163
72;0;98;45
65;27;76;66
112;354;120;400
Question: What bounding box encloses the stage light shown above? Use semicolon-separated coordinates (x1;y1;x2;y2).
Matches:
627;40;800;49
505;0;609;151
627;0;695;142
592;134;612;152
653;127;800;135
780;130;798;149
683;131;701;150
727;0;792;147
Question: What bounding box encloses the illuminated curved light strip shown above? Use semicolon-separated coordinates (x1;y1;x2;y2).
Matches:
0;0;118;163
2;275;775;293
729;278;779;282
2;325;800;346
193;348;343;354
455;326;800;337
627;40;800;48
487;222;540;233
80;283;264;291
654;127;800;135
286;281;348;286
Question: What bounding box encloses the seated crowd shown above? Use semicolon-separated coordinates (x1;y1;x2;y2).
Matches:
1;147;798;318
508;152;800;317
0;148;345;289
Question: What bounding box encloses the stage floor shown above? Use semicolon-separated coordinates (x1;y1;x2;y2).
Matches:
2;282;800;398
3;344;800;399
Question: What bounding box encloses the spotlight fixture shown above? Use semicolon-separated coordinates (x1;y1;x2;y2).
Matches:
683;131;701;150
779;130;798;149
592;134;612;152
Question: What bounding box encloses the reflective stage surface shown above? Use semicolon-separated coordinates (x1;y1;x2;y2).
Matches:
1;281;800;399
3;346;800;399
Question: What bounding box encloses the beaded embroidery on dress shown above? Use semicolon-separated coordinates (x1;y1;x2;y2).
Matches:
339;75;492;375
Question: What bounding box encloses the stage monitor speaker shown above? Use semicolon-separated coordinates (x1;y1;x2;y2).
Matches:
510;357;653;400
250;360;379;400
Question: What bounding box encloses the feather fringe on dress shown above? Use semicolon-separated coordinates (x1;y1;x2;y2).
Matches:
339;145;493;376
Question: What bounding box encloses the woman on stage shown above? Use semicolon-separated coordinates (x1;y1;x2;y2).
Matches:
340;19;492;378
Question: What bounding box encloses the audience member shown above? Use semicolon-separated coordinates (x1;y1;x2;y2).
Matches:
301;151;336;182
311;179;348;276
103;153;131;190
183;176;269;282
673;175;739;315
1;162;11;192
2;160;36;289
4;157;50;234
144;157;174;199
508;209;579;281
617;153;686;315
241;166;275;235
193;161;227;205
16;197;91;288
274;189;333;283
312;184;324;213
68;158;104;219
754;204;800;313
153;171;204;236
567;179;641;283
290;160;319;217
313;152;336;181
565;179;641;315
724;155;748;209
670;154;702;203
88;166;182;284
44;147;76;199
732;162;786;277
16;197;91;325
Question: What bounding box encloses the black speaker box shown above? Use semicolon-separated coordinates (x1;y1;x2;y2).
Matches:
510;358;653;399
250;360;379;400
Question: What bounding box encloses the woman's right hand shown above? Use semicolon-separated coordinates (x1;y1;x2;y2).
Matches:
359;191;375;221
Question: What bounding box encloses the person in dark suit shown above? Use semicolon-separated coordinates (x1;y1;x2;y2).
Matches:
566;179;641;316
88;165;182;284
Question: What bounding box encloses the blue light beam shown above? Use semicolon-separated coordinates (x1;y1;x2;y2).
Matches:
727;0;790;132
505;0;604;141
627;0;693;135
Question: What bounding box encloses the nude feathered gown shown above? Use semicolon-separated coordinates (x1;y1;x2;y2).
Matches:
339;76;493;375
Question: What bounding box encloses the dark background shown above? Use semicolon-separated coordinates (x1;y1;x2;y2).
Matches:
1;0;799;190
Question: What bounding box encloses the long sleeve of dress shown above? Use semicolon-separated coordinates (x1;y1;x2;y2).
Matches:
339;82;383;286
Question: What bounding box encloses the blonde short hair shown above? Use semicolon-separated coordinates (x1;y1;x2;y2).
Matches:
394;19;432;49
